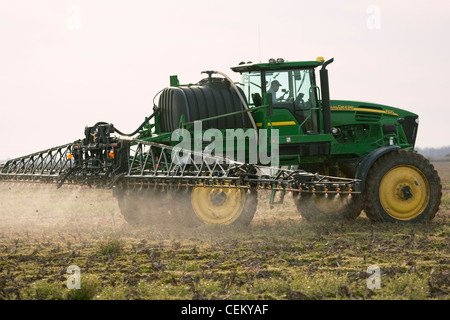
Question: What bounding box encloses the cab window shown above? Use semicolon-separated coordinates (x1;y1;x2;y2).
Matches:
265;70;311;107
265;69;319;133
241;69;320;133
241;72;262;106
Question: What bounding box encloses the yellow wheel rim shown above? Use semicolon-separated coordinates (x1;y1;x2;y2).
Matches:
379;165;430;220
191;186;246;224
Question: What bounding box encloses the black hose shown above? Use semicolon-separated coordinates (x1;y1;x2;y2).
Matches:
92;88;165;137
91;107;159;137
113;111;156;137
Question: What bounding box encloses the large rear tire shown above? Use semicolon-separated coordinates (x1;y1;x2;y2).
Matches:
364;149;441;222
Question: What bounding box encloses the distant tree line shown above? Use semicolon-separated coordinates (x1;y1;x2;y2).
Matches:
416;145;450;159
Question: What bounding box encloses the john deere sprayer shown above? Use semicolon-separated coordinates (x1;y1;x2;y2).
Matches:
0;57;442;225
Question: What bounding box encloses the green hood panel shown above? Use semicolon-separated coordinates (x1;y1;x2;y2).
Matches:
330;100;418;126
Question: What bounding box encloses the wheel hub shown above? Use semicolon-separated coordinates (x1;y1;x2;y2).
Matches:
210;190;228;207
399;185;413;200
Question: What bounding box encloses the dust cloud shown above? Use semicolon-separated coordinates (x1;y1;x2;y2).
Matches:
0;182;236;238
0;182;123;234
0;182;304;238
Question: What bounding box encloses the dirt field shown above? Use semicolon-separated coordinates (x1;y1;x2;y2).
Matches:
0;161;448;300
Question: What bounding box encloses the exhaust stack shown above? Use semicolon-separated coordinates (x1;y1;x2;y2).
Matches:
319;58;334;134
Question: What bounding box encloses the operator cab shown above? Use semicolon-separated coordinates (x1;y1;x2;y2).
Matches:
231;58;324;134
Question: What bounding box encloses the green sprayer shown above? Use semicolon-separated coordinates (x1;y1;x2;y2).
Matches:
0;57;442;225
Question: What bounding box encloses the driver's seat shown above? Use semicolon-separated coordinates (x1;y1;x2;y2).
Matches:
252;93;262;107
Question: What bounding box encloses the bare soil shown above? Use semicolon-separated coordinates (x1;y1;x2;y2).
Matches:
0;161;448;300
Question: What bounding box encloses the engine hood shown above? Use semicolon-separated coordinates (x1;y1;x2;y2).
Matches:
329;100;418;119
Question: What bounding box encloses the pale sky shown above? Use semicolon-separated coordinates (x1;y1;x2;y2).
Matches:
1;0;449;160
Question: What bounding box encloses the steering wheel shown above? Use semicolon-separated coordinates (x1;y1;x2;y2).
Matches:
277;90;290;102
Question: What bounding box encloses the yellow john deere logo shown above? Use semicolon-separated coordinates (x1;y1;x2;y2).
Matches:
331;105;398;116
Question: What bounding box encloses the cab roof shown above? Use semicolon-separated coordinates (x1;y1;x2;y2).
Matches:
230;59;324;73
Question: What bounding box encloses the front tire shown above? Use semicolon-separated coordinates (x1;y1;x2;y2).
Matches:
364;149;441;222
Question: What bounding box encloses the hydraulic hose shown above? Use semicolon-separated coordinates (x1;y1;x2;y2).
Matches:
91;108;158;138
94;88;166;138
211;70;261;165
113;111;157;137
212;71;258;134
